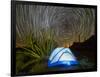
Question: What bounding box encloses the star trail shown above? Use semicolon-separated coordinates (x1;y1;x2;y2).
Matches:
16;4;95;47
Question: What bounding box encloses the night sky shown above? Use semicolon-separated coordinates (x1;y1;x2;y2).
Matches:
16;4;95;47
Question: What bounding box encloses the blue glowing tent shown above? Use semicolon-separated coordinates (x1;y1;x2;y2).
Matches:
48;47;78;67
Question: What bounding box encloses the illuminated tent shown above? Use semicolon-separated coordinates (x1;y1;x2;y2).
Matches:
48;47;78;67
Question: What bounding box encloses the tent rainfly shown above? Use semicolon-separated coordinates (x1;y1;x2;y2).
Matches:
48;47;78;67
